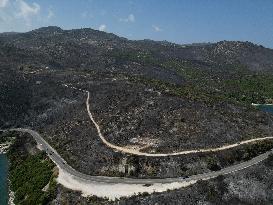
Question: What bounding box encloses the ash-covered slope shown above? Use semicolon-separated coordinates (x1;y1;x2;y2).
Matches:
1;26;273;130
1;27;273;178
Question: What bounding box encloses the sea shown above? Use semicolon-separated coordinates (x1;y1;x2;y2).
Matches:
0;154;8;205
256;104;273;114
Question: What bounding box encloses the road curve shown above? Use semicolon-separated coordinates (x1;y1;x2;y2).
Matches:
64;84;273;157
1;128;272;184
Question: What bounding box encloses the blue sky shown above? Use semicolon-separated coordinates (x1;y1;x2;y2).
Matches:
0;0;273;48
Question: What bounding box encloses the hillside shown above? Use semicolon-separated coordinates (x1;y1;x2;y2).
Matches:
1;26;273;179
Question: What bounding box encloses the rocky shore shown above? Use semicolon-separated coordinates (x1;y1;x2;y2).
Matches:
0;143;11;154
8;189;15;205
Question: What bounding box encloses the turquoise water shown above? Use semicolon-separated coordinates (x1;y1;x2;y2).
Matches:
0;154;8;205
256;105;273;114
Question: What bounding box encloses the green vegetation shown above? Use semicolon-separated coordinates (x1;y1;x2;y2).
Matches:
8;137;57;205
123;58;273;106
130;76;233;105
161;60;206;80
130;59;273;107
109;49;158;65
223;74;273;104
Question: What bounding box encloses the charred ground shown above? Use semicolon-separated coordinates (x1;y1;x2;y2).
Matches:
1;26;273;179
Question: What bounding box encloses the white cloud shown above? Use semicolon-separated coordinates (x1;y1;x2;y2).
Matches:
0;0;9;8
152;25;162;32
119;13;135;23
47;8;54;19
98;24;106;31
0;0;46;32
15;0;40;26
16;0;40;18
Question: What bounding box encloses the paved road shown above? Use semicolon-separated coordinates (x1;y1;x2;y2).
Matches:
1;128;272;184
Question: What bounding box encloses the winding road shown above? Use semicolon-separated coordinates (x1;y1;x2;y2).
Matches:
1;128;273;184
65;83;273;157
0;128;272;184
1;84;273;186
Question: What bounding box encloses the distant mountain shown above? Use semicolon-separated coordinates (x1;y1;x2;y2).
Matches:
207;41;273;72
1;26;273;127
0;26;272;74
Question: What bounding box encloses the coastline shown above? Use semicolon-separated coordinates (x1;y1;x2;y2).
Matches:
252;103;273;106
0;143;11;154
6;155;15;205
8;188;15;205
0;144;14;205
0;154;10;205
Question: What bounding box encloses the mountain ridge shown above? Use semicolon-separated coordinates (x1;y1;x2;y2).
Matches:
1;26;272;74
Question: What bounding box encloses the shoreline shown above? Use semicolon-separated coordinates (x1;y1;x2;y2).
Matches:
0;153;13;205
7;173;15;205
252;103;273;106
0;143;11;154
0;150;14;205
7;158;15;205
8;188;15;205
